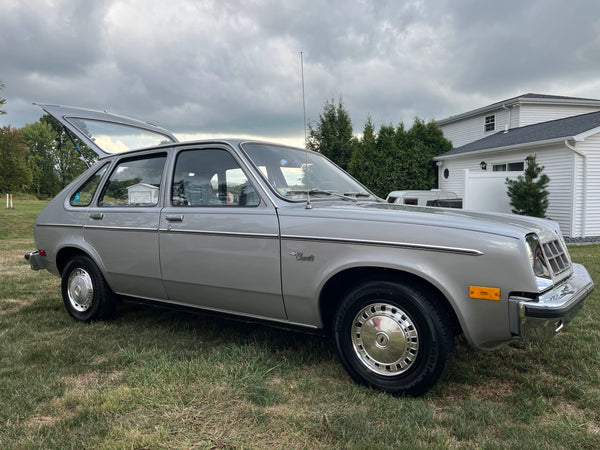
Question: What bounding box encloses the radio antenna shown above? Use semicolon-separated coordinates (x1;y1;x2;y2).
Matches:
301;52;308;147
301;51;312;209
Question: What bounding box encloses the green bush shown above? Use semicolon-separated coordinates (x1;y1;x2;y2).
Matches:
506;155;550;217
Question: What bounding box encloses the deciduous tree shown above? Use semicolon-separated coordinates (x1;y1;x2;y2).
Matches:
0;126;32;193
21;121;60;197
40;115;97;188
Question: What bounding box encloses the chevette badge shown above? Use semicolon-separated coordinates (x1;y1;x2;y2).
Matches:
289;251;315;262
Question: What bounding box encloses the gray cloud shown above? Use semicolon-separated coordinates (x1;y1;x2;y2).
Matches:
2;0;600;146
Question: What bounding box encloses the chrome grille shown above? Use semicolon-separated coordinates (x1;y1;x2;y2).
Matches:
542;239;571;276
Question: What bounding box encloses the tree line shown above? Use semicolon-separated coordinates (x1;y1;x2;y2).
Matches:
1;83;97;197
307;98;452;198
1;115;97;198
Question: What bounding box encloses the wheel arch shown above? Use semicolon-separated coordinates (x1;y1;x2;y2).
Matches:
56;246;108;286
319;266;461;336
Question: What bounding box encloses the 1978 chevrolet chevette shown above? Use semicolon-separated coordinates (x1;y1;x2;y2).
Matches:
25;104;594;396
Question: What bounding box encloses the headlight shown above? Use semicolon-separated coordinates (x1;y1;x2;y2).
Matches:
525;234;553;291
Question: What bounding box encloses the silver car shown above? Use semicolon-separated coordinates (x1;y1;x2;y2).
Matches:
25;104;594;396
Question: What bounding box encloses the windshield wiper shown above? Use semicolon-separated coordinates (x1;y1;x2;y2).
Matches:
343;191;373;198
286;189;358;202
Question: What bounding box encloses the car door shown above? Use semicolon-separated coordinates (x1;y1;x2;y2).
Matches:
84;151;169;300
37;104;179;301
159;146;286;319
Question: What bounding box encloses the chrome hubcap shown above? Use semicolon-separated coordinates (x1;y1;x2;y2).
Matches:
351;302;419;376
67;268;94;312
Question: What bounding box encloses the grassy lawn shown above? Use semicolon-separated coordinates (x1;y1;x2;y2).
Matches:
1;200;599;448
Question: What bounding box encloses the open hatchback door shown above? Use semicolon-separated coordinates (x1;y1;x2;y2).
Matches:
34;103;179;158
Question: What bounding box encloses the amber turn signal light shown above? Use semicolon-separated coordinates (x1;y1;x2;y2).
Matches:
469;286;501;301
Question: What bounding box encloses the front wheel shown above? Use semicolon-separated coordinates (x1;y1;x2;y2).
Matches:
333;280;454;396
61;255;116;322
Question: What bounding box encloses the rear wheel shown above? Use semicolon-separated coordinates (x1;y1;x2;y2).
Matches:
333;280;454;396
61;255;116;322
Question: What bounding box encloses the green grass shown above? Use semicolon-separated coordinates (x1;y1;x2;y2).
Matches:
0;199;49;241
1;201;599;448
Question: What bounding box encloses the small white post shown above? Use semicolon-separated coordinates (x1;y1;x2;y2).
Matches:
10;193;13;209
5;193;8;209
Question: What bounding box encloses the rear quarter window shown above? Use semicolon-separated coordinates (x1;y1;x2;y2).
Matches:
69;164;109;207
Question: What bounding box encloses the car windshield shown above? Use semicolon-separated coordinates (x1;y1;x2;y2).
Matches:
242;143;375;201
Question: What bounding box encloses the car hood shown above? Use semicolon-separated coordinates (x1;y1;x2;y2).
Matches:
283;200;562;242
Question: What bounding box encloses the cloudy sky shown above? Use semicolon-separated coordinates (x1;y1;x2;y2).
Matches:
2;0;600;147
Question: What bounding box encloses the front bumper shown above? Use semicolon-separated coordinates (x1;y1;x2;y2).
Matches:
24;251;47;271
509;263;594;340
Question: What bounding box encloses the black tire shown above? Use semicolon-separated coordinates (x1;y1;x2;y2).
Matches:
333;280;454;396
61;255;116;322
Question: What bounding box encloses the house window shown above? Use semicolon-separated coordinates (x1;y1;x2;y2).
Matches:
485;115;495;132
492;162;525;172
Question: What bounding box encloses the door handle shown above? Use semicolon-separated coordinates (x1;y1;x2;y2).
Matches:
89;213;103;220
165;214;184;222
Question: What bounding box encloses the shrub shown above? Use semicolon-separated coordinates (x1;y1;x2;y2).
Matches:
505;155;550;217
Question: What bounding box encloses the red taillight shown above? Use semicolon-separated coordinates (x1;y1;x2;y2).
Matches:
38;249;46;256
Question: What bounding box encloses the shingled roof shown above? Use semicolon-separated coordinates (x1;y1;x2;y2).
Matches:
436;110;600;159
512;93;600;102
437;93;600;125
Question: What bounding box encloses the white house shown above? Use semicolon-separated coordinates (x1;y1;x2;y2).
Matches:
127;183;159;205
434;93;600;238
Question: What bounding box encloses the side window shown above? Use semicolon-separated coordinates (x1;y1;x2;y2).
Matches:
70;164;109;207
172;149;259;207
99;153;166;207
